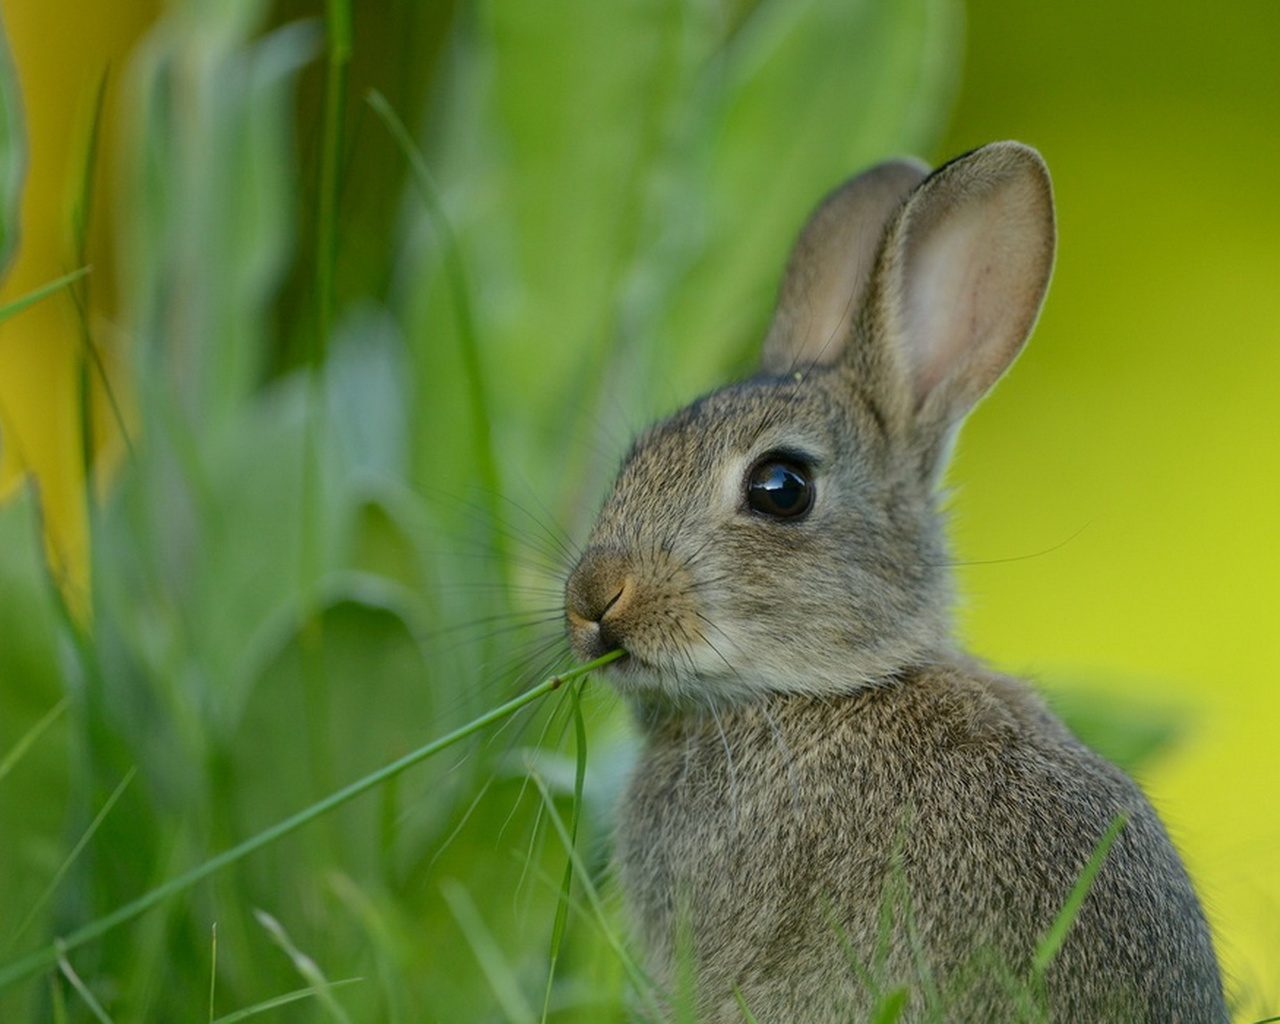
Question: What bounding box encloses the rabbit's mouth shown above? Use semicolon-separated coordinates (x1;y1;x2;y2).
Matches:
595;647;753;706
593;648;685;696
600;649;653;681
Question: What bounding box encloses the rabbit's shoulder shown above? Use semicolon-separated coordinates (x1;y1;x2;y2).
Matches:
740;658;1075;761
819;662;1139;814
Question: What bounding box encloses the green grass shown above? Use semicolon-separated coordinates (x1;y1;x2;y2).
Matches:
0;655;618;995
6;0;1213;1020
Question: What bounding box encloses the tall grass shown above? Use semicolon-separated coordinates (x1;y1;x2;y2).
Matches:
0;0;970;1019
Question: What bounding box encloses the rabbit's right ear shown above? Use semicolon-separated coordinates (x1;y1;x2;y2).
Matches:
761;158;929;375
866;142;1056;449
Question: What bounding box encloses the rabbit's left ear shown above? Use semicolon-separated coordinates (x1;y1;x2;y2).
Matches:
871;141;1056;437
760;158;929;375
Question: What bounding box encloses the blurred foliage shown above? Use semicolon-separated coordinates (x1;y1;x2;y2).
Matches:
0;0;968;1020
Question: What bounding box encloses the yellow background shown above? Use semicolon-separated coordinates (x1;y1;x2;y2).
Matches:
0;0;155;603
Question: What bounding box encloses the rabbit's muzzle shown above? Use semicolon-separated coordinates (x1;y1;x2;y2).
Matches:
564;545;703;684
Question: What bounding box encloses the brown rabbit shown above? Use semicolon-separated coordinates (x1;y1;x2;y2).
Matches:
564;142;1227;1022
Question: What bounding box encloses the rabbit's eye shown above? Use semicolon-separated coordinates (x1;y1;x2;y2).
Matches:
746;457;814;519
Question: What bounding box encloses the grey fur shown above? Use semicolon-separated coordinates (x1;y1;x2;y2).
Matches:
564;142;1226;1023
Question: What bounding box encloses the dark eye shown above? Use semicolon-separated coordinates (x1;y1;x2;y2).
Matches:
746;457;814;519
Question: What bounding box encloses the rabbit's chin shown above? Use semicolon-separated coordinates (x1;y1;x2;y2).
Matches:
599;644;918;710
600;655;769;707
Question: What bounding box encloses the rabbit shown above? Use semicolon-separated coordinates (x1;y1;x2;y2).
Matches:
563;142;1227;1023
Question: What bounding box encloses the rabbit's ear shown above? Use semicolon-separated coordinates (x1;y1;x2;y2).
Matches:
760;158;929;375
871;141;1055;439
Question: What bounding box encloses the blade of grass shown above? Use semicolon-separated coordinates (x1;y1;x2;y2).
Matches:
255;910;354;1024
72;66;107;479
56;947;116;1024
313;0;352;367
539;678;588;1023
0;652;620;991
0;696;66;785
732;986;760;1024
0;14;24;275
671;899;699;1024
868;988;909;1024
1032;813;1128;974
70;68;106;266
50;972;67;1024
0;267;91;324
324;873;412;1024
365;89;507;571
69;67;134;474
530;771;665;1021
298;0;353;809
208;923;217;1024
441;879;537;1024
211;979;363;1024
8;767;137;951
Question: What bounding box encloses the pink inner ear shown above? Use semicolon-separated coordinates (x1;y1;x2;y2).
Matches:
896;181;1051;422
901;204;993;406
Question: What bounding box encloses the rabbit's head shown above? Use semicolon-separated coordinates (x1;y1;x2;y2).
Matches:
565;142;1055;708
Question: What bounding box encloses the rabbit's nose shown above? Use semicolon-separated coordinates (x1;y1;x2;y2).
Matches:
565;553;634;660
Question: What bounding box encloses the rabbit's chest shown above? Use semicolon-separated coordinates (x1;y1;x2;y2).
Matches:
614;719;904;964
611;689;1057;983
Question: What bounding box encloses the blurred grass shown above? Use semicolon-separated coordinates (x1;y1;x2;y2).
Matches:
0;0;967;1020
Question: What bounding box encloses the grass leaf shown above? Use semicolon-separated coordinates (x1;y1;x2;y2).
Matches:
0;267;90;324
254;910;354;1024
530;770;665;1021
208;923;217;1024
56;948;116;1024
868;988;909;1024
733;985;760;1023
210;978;363;1024
8;766;137;951
311;0;352;366
540;678;588;1022
1032;813;1129;974
0;696;66;787
0;14;24;275
366;88;506;569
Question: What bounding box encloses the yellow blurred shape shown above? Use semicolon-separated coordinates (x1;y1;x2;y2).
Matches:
0;0;157;607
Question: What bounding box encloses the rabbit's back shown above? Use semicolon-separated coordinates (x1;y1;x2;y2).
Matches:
618;659;1226;1023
